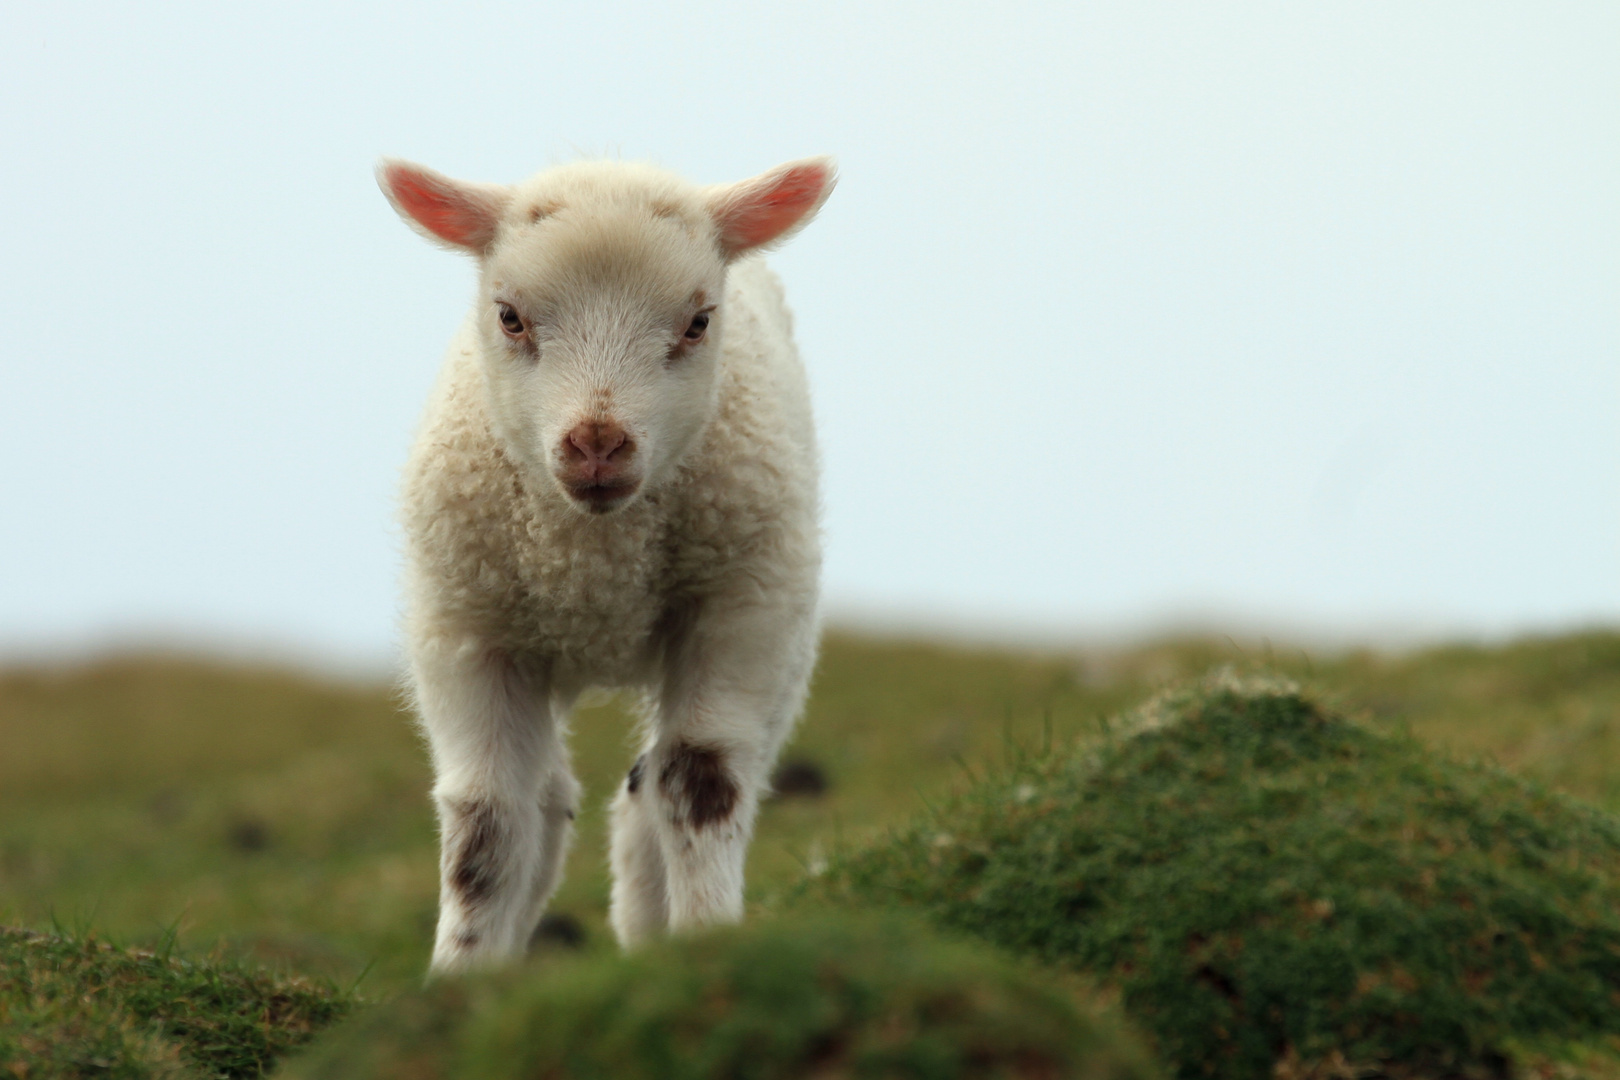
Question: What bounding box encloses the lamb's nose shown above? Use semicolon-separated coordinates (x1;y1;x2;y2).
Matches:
566;421;629;465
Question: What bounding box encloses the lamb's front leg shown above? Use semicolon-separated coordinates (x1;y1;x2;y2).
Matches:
652;736;767;930
622;598;817;938
412;640;573;975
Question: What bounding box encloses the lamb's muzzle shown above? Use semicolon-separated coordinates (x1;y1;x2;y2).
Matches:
560;419;637;511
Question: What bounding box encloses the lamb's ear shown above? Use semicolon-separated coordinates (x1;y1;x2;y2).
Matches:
706;157;837;259
376;159;511;254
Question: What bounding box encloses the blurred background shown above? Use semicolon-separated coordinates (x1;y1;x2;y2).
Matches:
1;0;1614;670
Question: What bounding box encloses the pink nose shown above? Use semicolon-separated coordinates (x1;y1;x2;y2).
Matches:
565;421;630;467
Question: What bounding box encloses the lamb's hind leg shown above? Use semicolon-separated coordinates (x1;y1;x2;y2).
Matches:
607;751;671;946
413;641;568;975
521;757;583;943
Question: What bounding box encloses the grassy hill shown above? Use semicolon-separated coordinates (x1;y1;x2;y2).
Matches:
810;671;1620;1078
1;630;1616;1075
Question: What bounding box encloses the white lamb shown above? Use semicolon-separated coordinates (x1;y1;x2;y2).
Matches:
376;154;835;974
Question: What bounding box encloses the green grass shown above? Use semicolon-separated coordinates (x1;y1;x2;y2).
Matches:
808;671;1620;1078
0;633;1146;994
277;914;1159;1080
0;926;348;1078
1;629;1617;1076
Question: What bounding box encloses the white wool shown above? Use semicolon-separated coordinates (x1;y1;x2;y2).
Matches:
401;257;818;690
381;156;832;973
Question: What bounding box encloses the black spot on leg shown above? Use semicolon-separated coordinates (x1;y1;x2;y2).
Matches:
626;754;646;795
454;930;480;948
446;798;501;905
658;741;738;828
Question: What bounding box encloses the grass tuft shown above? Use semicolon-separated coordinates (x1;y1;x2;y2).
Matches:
812;672;1620;1079
0;927;352;1079
278;914;1161;1080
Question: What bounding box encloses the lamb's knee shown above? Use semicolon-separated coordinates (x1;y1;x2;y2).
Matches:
441;796;504;906
657;741;739;829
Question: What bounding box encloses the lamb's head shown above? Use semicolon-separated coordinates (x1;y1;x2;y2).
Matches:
378;156;835;515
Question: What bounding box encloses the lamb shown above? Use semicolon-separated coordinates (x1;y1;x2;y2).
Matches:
376;154;835;975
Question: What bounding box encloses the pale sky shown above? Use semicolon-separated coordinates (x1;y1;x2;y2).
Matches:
1;2;1615;669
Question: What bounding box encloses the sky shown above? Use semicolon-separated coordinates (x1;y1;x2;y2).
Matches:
0;1;1615;671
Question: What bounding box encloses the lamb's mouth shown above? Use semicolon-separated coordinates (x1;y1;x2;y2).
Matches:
564;480;641;513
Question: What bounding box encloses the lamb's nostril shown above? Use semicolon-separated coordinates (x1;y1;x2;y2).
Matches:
566;421;630;465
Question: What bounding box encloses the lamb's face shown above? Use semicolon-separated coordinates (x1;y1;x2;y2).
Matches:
476;207;727;514
379;155;835;516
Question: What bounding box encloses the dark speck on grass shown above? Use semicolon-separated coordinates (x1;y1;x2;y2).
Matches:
227;818;270;853
531;912;586;950
771;757;829;798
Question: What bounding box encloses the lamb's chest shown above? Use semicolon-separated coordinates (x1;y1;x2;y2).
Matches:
502;498;675;679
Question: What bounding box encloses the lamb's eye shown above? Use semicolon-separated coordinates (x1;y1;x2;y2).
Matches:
684;312;710;342
497;303;525;338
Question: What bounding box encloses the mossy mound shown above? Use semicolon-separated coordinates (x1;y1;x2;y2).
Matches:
812;675;1620;1079
277;914;1159;1080
0;927;350;1079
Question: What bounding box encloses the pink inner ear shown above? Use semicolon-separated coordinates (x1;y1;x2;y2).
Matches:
717;162;831;252
384;164;499;250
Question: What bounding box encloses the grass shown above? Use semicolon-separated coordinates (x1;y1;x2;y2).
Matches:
0;629;1617;1075
808;671;1620;1079
0;926;348;1078
277;914;1159;1080
0;633;1144;994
